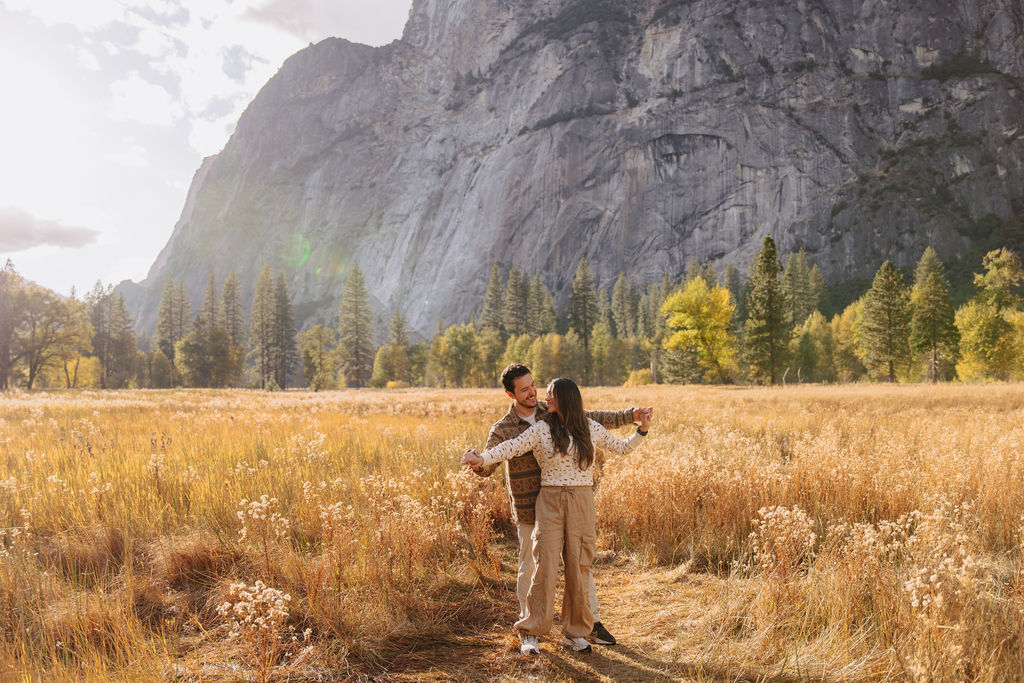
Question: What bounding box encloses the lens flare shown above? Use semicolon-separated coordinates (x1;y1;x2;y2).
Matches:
282;234;311;268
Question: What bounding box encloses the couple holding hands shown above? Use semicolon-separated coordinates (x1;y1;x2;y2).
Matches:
461;363;653;655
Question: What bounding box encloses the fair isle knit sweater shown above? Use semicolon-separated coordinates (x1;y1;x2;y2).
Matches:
473;401;635;524
481;419;644;487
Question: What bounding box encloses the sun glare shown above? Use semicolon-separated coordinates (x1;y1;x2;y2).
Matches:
0;48;94;210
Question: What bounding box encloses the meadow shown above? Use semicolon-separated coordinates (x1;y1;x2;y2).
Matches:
1;384;1023;681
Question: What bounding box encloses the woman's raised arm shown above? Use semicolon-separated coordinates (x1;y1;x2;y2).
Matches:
479;422;544;466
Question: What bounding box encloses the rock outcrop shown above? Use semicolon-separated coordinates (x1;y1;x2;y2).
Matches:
124;0;1024;337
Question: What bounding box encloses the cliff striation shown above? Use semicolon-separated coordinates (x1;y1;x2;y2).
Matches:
123;0;1024;337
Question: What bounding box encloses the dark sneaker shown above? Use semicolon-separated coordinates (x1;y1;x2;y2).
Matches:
590;621;616;646
561;636;592;653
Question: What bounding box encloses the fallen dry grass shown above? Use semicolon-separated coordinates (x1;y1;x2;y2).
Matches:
1;384;1023;680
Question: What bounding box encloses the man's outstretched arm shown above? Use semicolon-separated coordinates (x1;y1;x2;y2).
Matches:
585;406;649;430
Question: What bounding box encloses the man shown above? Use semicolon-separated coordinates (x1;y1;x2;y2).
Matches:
463;362;652;654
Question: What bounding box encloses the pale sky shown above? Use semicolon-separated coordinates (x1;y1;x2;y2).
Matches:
0;0;413;296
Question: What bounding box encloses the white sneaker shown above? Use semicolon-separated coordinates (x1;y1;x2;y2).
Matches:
520;634;539;655
561;636;592;653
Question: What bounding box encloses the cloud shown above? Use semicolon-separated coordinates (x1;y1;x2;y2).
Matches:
2;0;126;31
107;71;183;127
105;140;150;168
242;0;411;46
76;47;102;71
132;24;182;59
221;44;262;82
0;207;100;252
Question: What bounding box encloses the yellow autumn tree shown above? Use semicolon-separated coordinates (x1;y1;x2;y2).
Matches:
661;277;737;383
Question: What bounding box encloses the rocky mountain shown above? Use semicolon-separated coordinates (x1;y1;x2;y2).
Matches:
122;0;1024;338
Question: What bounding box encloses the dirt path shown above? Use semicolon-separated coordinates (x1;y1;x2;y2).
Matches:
376;548;797;683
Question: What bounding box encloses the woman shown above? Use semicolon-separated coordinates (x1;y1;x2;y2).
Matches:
461;378;651;654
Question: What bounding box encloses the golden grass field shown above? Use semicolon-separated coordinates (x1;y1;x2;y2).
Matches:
2;384;1023;681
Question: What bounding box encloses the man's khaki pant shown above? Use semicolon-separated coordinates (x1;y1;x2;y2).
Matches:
514;486;596;638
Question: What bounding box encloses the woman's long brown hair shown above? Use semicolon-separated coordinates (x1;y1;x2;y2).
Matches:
544;378;594;471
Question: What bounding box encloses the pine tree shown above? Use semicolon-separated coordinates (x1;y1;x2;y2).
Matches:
783;249;814;327
569;257;599;351
154;278;189;362
503;266;529;338
271;272;298;389
859;260;911;382
684;257;702;285
87;282;112;386
299;324;337;390
425;320;447;387
611;273;636;339
526;275;545;337
173;272;222;388
106;292;137;388
808;264;829;317
196;271;218;338
220;271;245;348
598;288;613;333
744;235;790;384
369;309;411;388
389;310;409;347
723;263;745;330
526;275;557;337
589;321;629;385
88;283;136;389
337;264;374;387
173;280;189;350
910;247;958;382
638;275;674;382
538;278;558;335
479;263;506;335
249;265;275;389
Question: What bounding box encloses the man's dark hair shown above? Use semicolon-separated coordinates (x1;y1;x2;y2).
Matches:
501;363;532;393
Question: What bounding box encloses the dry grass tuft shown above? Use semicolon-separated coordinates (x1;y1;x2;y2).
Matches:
42;525;127;586
42;593;141;660
149;533;239;590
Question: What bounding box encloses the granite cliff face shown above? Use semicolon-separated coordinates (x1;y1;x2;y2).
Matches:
126;0;1024;337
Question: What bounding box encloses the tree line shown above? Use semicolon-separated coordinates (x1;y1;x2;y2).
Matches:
2;238;1023;390
365;238;1024;387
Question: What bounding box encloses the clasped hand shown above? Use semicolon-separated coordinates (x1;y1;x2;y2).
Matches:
461;449;483;470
